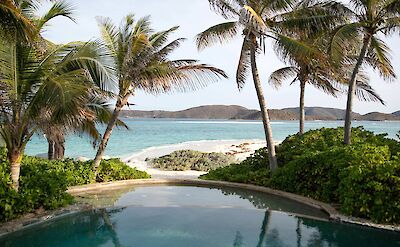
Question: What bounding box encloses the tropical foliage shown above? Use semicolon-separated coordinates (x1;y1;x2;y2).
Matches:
0;39;114;190
0;148;150;222
196;0;354;171
92;15;228;172
328;0;400;144
0;0;115;190
0;0;399;226
269;23;384;134
201;127;400;223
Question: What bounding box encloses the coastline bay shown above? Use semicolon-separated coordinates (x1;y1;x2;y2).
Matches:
26;119;400;159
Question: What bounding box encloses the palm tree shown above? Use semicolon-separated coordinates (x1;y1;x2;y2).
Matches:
92;15;228;173
269;34;384;134
329;0;400;144
196;0;345;171
43;96;127;160
0;39;111;190
269;30;338;134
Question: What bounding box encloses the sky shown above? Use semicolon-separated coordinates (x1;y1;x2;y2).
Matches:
40;0;400;114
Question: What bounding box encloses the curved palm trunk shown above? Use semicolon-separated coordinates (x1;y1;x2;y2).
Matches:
54;133;65;160
93;96;128;174
249;37;278;172
256;210;271;247
296;219;302;247
46;131;65;160
299;81;306;135
47;138;55;160
9;148;23;191
344;35;371;145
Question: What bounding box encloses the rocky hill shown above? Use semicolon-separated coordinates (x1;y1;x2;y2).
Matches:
356;112;400;121
393;111;400;117
120;105;400;121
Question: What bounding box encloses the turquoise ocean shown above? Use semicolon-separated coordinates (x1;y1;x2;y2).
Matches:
26;119;400;159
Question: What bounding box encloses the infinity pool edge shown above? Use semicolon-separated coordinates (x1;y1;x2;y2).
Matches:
67;178;400;233
1;178;399;238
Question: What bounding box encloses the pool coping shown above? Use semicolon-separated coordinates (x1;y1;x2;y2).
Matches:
67;178;400;233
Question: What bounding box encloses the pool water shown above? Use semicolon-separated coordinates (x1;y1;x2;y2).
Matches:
1;186;399;247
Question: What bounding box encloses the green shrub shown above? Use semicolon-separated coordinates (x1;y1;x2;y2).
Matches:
0;156;73;222
19;161;74;210
276;127;400;165
0;149;150;222
97;158;150;182
0;163;21;221
338;155;400;223
271;144;392;203
201;148;271;186
151;150;235;172
201;127;400;224
19;156;150;186
22;157;95;186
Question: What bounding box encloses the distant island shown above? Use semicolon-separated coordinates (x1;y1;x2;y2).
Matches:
120;105;400;121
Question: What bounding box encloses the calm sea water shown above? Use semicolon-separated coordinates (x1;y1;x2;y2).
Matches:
26;119;400;158
2;186;399;247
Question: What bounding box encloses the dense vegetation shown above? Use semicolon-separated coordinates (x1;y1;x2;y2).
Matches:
0;149;150;222
1;0;399;228
201;128;400;224
151;150;235;172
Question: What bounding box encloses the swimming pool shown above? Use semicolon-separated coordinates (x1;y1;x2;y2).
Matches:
1;186;399;247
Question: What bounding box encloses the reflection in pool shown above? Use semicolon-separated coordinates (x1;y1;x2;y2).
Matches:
1;186;399;247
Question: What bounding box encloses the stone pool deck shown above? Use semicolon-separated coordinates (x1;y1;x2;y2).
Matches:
1;178;399;237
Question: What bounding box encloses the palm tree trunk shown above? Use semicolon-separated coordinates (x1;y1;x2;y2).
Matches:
9;148;23;191
47;138;55;160
344;35;371;145
46;129;65;160
54;140;65;160
299;81;306;135
54;134;65;160
93;96;128;174
249;37;278;172
296;219;302;247
256;210;271;247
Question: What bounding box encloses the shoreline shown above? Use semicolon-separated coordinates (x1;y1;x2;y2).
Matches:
122;139;268;179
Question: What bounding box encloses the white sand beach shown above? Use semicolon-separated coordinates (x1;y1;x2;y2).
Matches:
122;139;268;179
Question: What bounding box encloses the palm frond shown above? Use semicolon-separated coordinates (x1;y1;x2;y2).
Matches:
275;0;352;34
236;38;251;90
207;0;241;19
0;0;36;41
355;80;385;104
156;38;186;59
268;66;299;88
196;21;239;50
136;62;227;94
132;15;152;37
380;16;400;34
96;16;119;58
274;33;319;65
329;22;362;64
150;26;179;49
367;36;396;81
36;0;75;32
